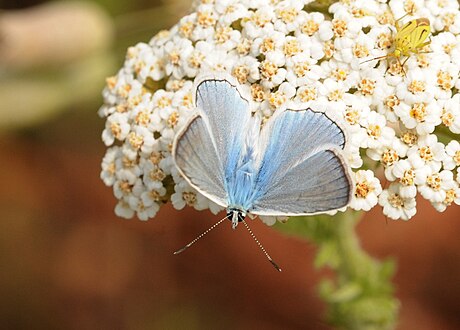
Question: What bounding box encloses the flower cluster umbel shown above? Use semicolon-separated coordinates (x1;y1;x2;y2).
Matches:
99;0;460;222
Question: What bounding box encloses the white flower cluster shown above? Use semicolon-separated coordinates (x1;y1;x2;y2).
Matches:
99;0;460;222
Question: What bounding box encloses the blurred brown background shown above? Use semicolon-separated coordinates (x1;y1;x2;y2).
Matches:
1;1;460;329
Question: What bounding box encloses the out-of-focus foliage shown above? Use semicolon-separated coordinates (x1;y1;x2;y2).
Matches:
276;212;399;330
0;0;185;131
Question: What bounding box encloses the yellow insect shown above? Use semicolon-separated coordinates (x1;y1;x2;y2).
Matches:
362;15;431;75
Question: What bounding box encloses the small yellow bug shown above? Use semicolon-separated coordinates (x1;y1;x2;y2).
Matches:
362;14;431;74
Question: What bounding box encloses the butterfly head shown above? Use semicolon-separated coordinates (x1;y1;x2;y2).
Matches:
226;208;246;229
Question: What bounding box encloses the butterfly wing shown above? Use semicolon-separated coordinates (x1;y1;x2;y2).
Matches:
194;75;252;182
173;75;253;207
250;109;353;216
173;113;228;207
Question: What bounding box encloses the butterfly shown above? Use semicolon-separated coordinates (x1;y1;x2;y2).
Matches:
172;73;353;270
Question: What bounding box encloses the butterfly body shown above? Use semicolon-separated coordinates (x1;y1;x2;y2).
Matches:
173;74;353;228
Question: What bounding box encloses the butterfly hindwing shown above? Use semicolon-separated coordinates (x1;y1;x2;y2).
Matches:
251;147;352;215
173;113;228;207
250;109;352;215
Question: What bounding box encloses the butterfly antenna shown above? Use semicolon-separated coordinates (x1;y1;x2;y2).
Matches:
173;216;227;255
242;220;282;272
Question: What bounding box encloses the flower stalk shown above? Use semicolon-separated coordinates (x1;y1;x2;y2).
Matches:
276;211;399;330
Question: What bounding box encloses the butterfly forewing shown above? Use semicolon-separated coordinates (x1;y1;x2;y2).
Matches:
195;77;252;181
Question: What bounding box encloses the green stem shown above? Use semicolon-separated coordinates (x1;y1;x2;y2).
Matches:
275;211;400;330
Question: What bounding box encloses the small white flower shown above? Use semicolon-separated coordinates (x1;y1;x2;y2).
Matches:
394;100;442;135
407;134;446;173
273;1;305;34
443;140;460;170
171;180;209;211
378;183;417;221
366;137;408;181
439;94;460;134
396;68;436;104
135;43;165;82
101;147;120;186
417;169;456;203
163;37;194;79
115;200;136;219
359;111;396;149
350;170;382;211
432;181;460;212
102;112;130;146
243;6;276;39
215;1;249;25
392;159;428;198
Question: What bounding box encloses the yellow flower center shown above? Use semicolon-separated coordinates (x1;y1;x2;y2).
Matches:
332;68;348;81
388;193;404;208
427;174;441;190
382;149;399;166
409;103;427;122
359;78;376;95
344;108;360;125
400;169;415;186
251;84;266;102
150;152;163;165
367;124;382;139
444;189;456;205
284;39;301;57
355;181;373;198
128;132;144;150
197;11;216;27
182;192;197;206
324;40;335;59
167;111;179;128
277;8;298;23
110;123;122;139
157;96;172;108
299;87;317;102
301;20;319;36
437;71;453;90
442;110;454;127
150;166;166;181
385;95;400;112
454;151;460;166
401;131;418;146
419;146;434;161
237;39;252;55
179;21;194;38
353;43;370;58
260;61;278;80
408;80;426;94
332;19;348;37
268;91;287;108
135;111;150;126
233;65;250;84
294;62;310;77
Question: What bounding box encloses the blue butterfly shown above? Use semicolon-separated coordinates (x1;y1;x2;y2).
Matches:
172;74;353;270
